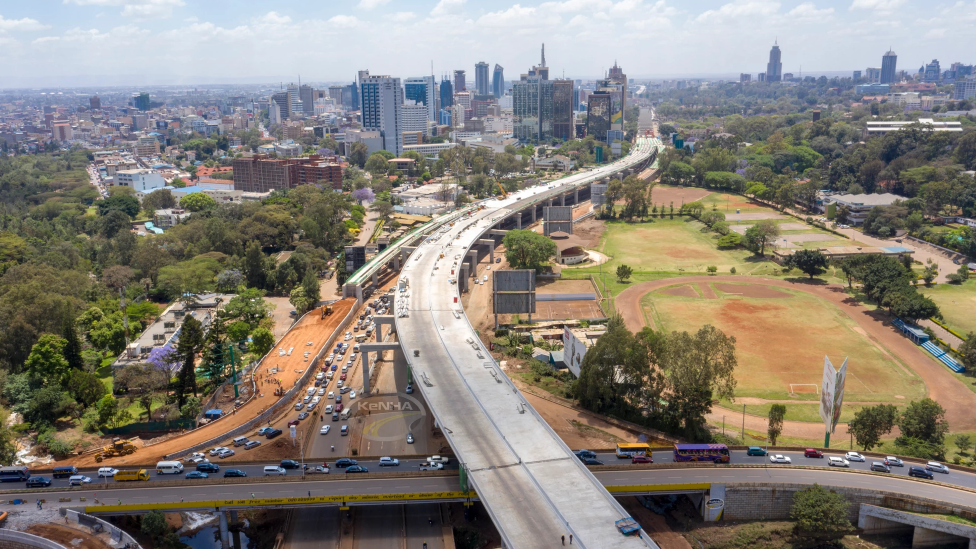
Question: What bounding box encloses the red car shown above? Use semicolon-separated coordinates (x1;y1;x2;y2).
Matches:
631;455;653;464
287;419;300;427
804;448;824;458
340;373;347;381
335;403;344;412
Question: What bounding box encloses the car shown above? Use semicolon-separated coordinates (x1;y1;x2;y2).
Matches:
320;425;331;435
223;469;247;478
335;458;358;468
827;457;850;467
926;461;950;474
257;427;273;436
331;364;338;372
187;456;209;464
345;466;369;473
420;463;444;471
581;458;604;466
186;471;209;479
244;440;262;450
218;449;235;459
496;257;501;263
870;462;891;473
337;380;344;388
197;462;219;473
210;447;230;456
298;412;309;421
379;457;400;467
68;475;92;486
340;373;347;381
280;460;305;470
349;390;357;399
318;388;326;396
324;404;334;413
307;402;317;412
406;433;414;444
287;420;300;427
303;395;312;403
294;402;305;411
909;466;934;479
574;450;597;460
885;456;904;467
341;425;349;436
332;412;339;421
312;465;330;474
769;455;792;464
336;395;342;404
405;384;414;394
803;448;824;458
631;455;653;464
335;403;344;412
746;447;767;456
315;372;324;380
328;391;335;400
98;467;119;478
27;477;52;488
845;452;866;462
266;428;283;439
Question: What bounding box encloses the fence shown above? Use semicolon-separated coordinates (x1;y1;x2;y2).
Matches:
103;419;196;436
164;303;358;460
0;530;67;549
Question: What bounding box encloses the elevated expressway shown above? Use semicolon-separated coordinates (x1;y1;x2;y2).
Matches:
393;138;659;549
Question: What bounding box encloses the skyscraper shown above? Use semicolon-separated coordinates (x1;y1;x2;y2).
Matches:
513;44;553;142
300;84;315;115
405;76;437;121
360;74;403;156
924;59;942;83
607;61;627;128
440;76;454;109
89;95;101;110
881;50;898;84
586;94;611;143
552;79;574;140
475;62;490;96
766;41;783;83
133;92;151;111
454;70;466;92
492;64;505;98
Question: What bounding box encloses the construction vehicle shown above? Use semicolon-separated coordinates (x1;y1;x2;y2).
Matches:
94;438;137;462
321;304;334;318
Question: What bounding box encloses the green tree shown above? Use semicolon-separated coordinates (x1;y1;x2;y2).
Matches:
717;233;741;248
250;327;275;357
98;194;140;218
348;142;369;168
954;131;976;170
847;403;897;451
67;369;107;407
959;332;976;372
743;219;780;256
955;434;973;454
25;386;69;428
790;484;854;542
503;230;556;272
898;397;949;445
179;192;217;212
141;510;169;540
141;188;177;212
768;403;786;445
616;264;633;283
61;316;84;372
364;153;390;175
175;315;204;405
244;241;267;290
783;249;829;279
180;396;202;421
24;334;70;387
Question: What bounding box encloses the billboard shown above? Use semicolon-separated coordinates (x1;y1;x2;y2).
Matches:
818;356;849;434
562;327;588;378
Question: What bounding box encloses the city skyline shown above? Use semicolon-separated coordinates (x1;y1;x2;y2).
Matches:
0;0;974;87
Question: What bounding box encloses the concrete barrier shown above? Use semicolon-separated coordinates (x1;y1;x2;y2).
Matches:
858;504;976;549
0;530;68;549
62;508;142;549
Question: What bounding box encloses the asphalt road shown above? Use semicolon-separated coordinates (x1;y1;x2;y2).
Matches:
288;507;340;549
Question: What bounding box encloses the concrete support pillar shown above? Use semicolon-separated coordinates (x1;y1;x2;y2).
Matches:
531;207;537;222
219;512;230;549
575;188;579;204
229;511;241;549
912;527;968;548
361;351;371;394
560;193;565;206
516;214;522;229
393;256;400;270
459;264;469;293
371;271;378;286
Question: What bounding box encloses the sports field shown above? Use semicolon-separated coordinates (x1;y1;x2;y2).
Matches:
920;279;976;337
641;281;925;405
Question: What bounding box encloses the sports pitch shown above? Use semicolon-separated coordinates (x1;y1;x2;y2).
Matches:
641;282;925;406
920;279;976;337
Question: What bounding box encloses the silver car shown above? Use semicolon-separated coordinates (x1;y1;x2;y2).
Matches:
926;461;949;474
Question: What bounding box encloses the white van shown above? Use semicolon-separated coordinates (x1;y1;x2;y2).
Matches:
340;408;353;420
156;461;184;475
263;466;286;476
233;436;249;447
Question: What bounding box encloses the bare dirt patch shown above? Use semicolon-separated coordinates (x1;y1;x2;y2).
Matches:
659;285;699;298
661;245;715;260
572;216;607;248
532;300;605;320
535;278;596;294
725;212;785;221
27;524;113;549
697;282;717;299
651;186;711;206
714;284;792;299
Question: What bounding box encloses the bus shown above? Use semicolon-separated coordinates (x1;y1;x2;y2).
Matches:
0;466;30;482
673;443;730;463
615;443;652;459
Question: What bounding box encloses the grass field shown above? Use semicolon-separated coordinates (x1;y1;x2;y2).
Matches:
920;279;976;337
642;282;925;405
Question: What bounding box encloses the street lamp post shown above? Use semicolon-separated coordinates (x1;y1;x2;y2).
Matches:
741;404;746;444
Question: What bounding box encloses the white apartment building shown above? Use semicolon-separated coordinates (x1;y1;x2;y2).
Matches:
403;142;457;160
360;74;403;156
116;169;166;192
401;102;429;136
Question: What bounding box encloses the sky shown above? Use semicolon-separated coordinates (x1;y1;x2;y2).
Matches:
0;0;974;88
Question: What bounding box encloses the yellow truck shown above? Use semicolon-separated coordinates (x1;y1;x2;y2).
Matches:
113;469;150;482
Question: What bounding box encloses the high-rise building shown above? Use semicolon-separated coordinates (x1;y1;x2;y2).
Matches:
360;74;403;156
440;76;454;109
346;82;359;110
513;76;553;142
865;67;881;82
881;50;898;84
586;94;611;143
740;74;752;82
405;76;437;121
492;64;505;98
955;76;976;101
233;155;343;193
401;103;429;137
853;70;862;81
454;70;466;93
607;61;627;127
300;84;315;114
552;79;574;140
951;63;974;79
766;41;782;83
328;85;345;105
924;59;942;83
90;95;101;110
594;78;625;131
475;62;490;96
133;92;151;111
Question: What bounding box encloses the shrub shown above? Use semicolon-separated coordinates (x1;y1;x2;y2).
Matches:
730;267;737;274
717;233;742;248
707;266;718;273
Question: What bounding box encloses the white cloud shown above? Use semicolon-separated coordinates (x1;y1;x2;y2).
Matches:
358;0;391;8
431;0;466;17
849;0;906;10
390;11;416;21
0;15;51;32
695;0;781;23
787;2;834;19
924;27;947;37
478;4;556;28
328;15;361;28
63;0;185;19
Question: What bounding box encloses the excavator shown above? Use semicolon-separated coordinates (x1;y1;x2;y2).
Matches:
321;304;333;318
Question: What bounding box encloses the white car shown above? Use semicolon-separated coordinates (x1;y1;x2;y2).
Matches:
349;390;356;399
318;388;326;396
218;449;236;459
827;457;850;467
320;425;331;435
184;452;206;463
420;462;444;471
324;404;334;413
378;457;400;467
926;461;950;474
97;467;119;478
845;452;865;462
328;391;335;400
209;446;229;456
769;454;792;464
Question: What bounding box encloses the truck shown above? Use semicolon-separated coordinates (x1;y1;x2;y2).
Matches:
114;469;150;482
94;438;137;462
426;455;451;465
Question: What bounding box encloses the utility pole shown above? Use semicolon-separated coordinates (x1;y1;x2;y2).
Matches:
741;404;746;444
